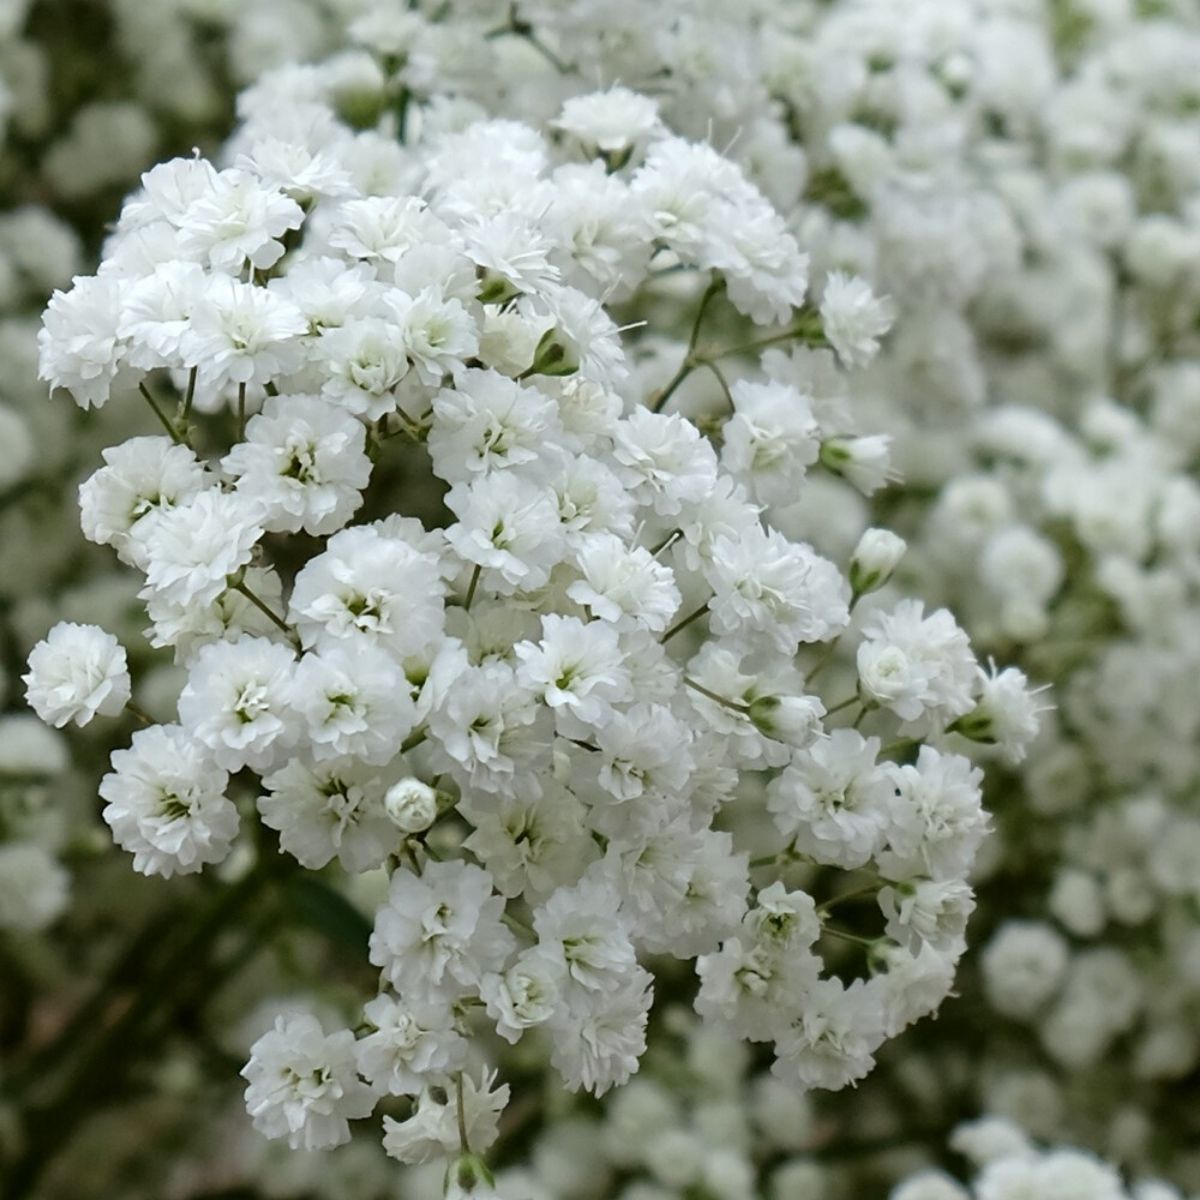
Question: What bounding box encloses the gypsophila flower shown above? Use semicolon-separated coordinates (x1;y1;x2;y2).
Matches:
354;993;466;1096
23;622;130;728
38;275;129;408
177;636;297;773
369;860;516;1003
258;757;394;873
78;436;207;565
139;489;264;608
100;724;237;878
554;87;662;156
181;275;306;389
222;394;371;535
857;601;978;731
819;272;895;368
242;1013;376;1151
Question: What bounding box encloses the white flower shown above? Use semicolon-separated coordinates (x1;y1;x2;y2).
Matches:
514;614;632;730
291;643;415;764
893;1172;969;1200
549;970;653;1096
981;921;1070;1020
879;878;976;955
876;943;959;1037
565;533;681;633
426;661;542;793
354;993;466;1096
146;565;286;661
382;1070;509;1165
544;453;635;542
819;434;894;495
177;636;297;773
976;1149;1126;1200
223;394;371;535
480;949;562;1044
819;272;895;368
38;275;128;408
952;664;1050;764
707;527;851;652
389;286;479;386
318;317;412;419
177;168;304;272
878;748;989;882
117;260;208;370
121;157;220;229
444;472;566;593
100;724;238;878
267;256;377;334
288;524;446;658
369;861;516;1003
139;488;263;608
258;757;394;873
857;600;978;731
736;681;824;747
428;368;561;484
78;436;207;565
950;1116;1036;1167
611;408;718;518
771;977;884;1093
181;275;307;389
461;210;560;300
241;1013;376;1151
533;877;637;994
554;87;662;154
767;730;892;869
329;195;445;265
721;379;821;507
23;622;130;728
594;702;695;804
461;780;592;902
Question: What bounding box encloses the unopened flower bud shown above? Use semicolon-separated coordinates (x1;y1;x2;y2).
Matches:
526;325;579;378
476;267;521;305
384;777;438;833
819;434;893;495
850;528;906;596
748;694;824;748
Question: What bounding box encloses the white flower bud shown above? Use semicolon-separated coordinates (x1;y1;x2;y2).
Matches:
526;325;579;378
850;527;906;595
748;694;824;748
384;777;438;833
819;434;893;494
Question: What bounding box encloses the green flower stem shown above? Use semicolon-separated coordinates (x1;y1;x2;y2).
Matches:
230;579;300;649
137;380;183;445
660;599;711;644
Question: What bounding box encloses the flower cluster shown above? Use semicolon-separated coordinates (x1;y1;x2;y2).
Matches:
24;42;1027;1179
17;0;1200;1194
